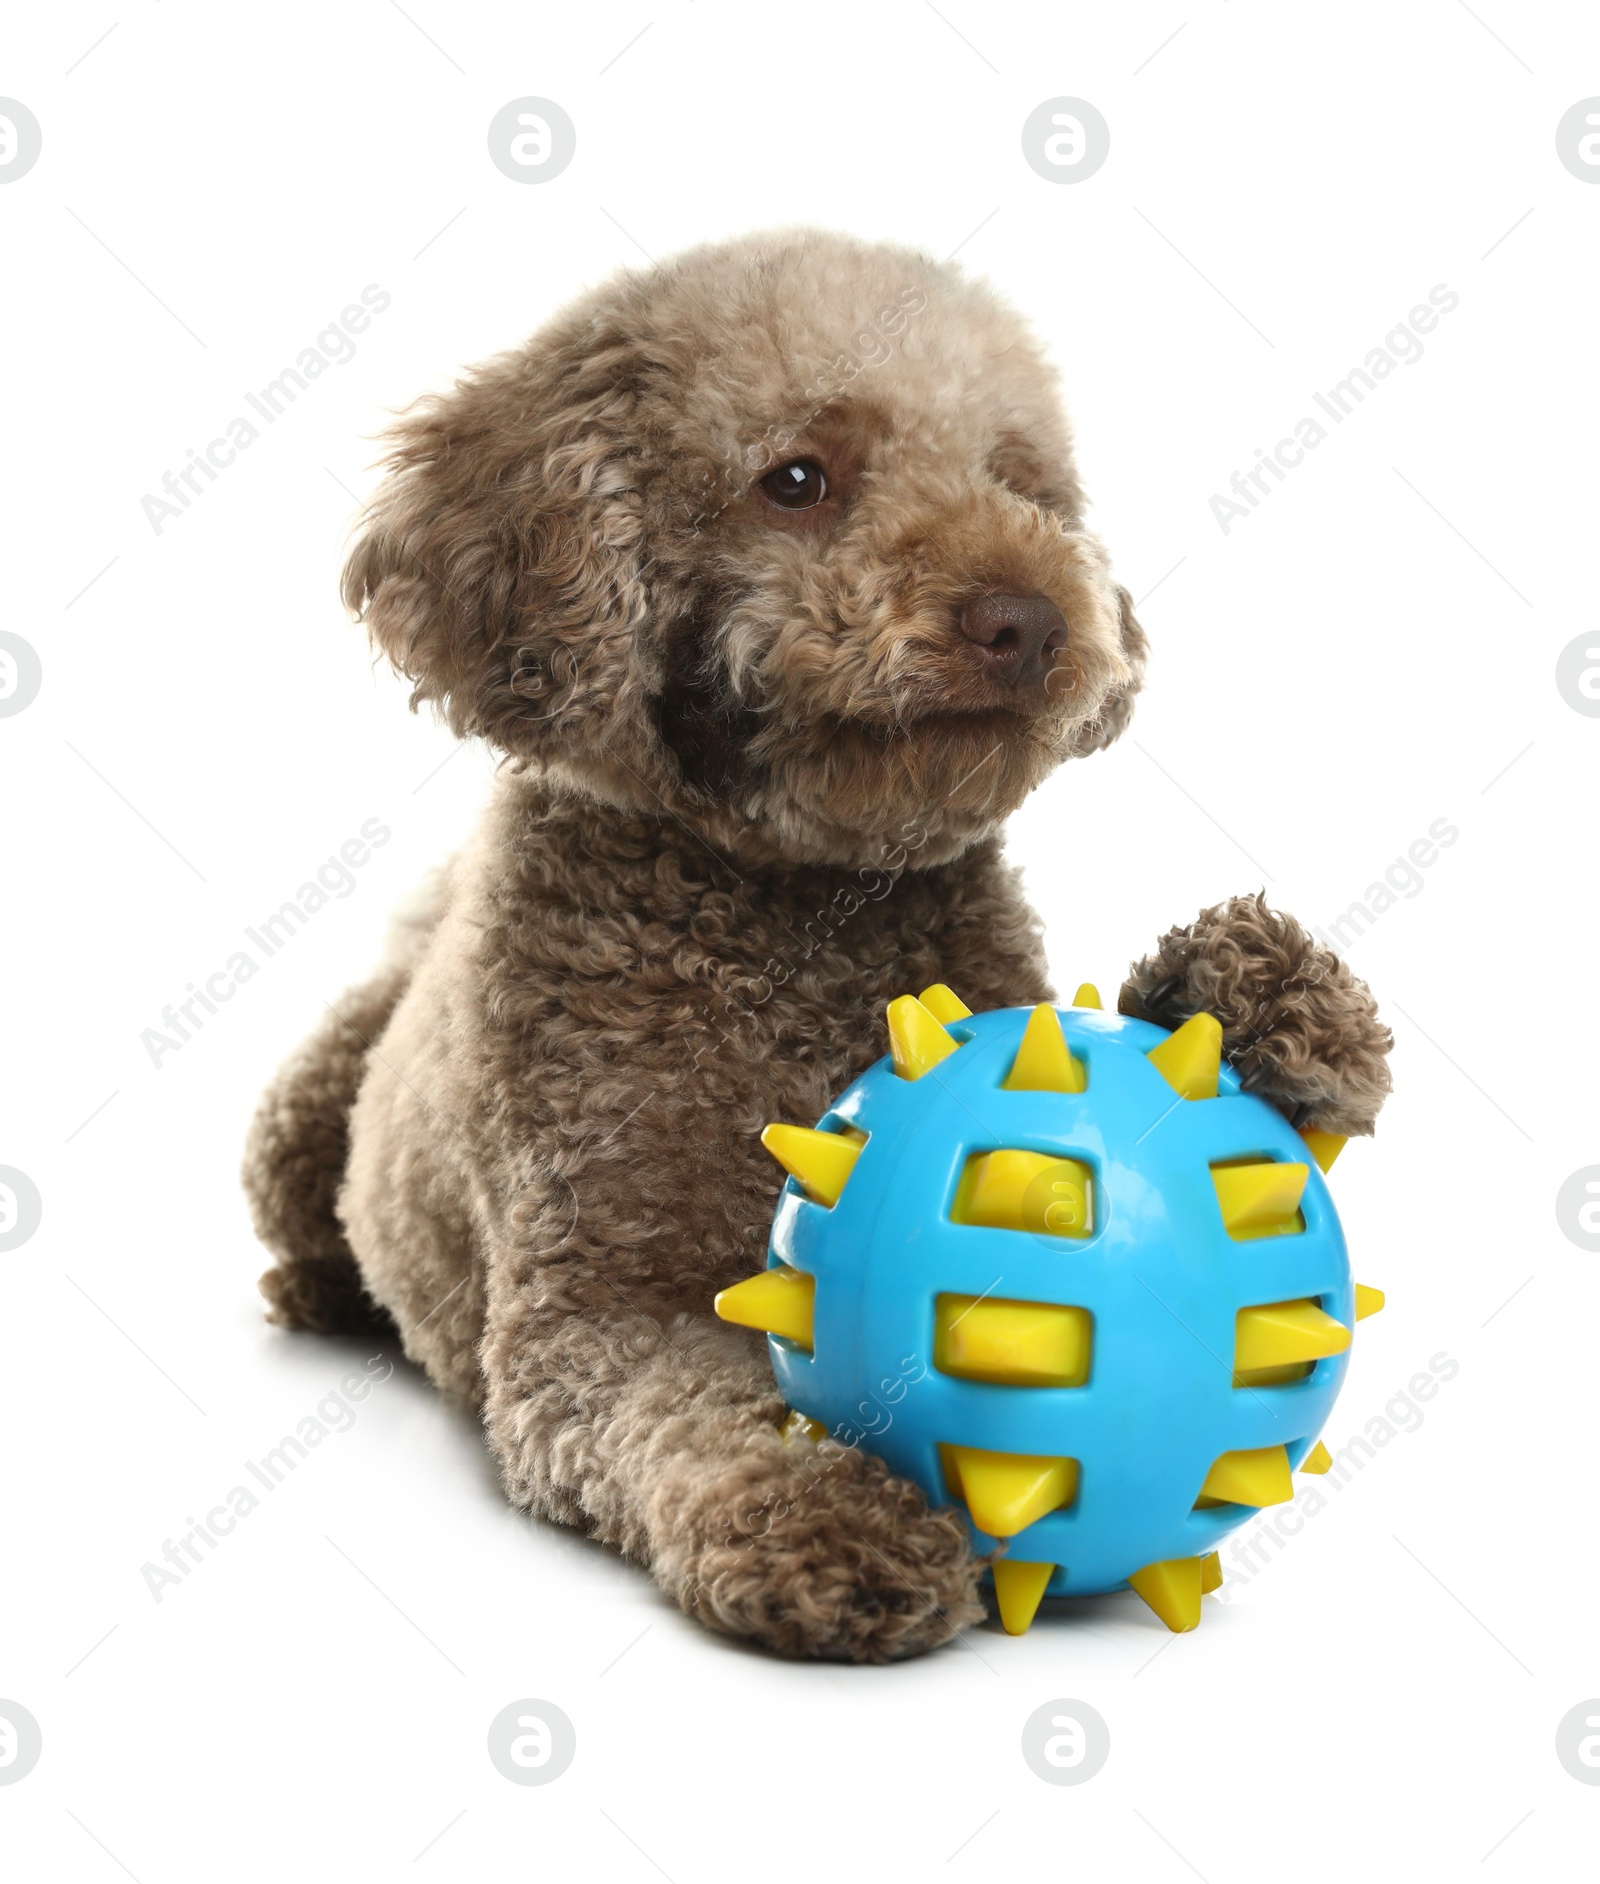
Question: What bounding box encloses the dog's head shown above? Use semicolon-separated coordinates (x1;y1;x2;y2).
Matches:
346;230;1146;865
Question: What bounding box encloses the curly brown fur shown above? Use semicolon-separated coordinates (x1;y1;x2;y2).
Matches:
337;231;1144;869
1118;891;1393;1136
245;871;449;1335
243;230;1385;1661
245;966;407;1336
685;1429;988;1661
344;783;1051;1654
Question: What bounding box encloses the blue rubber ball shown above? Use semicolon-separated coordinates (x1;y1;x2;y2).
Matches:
717;987;1375;1635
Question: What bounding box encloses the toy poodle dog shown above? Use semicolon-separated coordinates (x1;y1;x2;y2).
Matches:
243;229;1391;1662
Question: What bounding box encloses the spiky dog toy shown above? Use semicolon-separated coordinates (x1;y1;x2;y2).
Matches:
715;984;1385;1635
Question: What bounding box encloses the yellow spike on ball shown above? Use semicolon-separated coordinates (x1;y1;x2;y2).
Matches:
1198;1444;1295;1508
1300;1128;1347;1173
1234;1299;1350;1377
918;983;972;1024
1146;1012;1222;1100
992;1559;1056;1635
887;995;959;1081
1129;1557;1204;1633
940;1444;1079;1537
1211;1160;1309;1240
759;1123;864;1207
1002;1004;1085;1093
713;1266;815;1350
1355;1283;1386;1320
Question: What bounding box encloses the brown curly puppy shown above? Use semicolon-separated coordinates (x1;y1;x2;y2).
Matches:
243;230;1392;1662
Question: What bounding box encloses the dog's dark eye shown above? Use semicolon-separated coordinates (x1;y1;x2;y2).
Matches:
760;460;828;509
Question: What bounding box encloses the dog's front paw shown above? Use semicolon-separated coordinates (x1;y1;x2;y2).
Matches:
1119;892;1393;1136
677;1436;985;1663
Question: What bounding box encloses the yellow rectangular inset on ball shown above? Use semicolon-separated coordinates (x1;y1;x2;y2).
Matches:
952;1149;1094;1238
934;1294;1092;1387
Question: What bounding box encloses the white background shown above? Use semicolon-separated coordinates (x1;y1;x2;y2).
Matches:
3;2;1597;1877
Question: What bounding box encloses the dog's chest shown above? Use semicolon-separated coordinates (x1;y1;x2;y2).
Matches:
685;871;959;1103
565;865;948;1106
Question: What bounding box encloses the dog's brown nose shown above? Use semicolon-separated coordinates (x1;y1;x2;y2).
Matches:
958;592;1067;686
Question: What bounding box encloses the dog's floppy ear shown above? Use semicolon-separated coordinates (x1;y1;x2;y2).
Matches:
342;335;645;753
1069;582;1147;756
